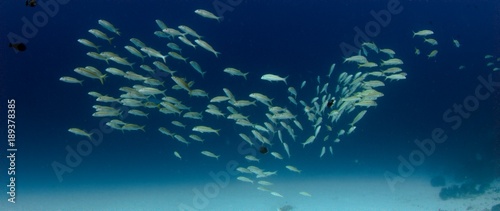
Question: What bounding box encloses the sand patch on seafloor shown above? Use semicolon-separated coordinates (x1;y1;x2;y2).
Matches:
5;176;499;210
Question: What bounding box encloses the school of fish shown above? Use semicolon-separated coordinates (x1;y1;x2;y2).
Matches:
60;9;500;199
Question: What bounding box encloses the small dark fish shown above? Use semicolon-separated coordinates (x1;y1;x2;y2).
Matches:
26;0;37;7
9;43;27;51
259;146;268;154
327;99;335;108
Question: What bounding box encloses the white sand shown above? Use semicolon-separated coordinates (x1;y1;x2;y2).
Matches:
5;176;499;210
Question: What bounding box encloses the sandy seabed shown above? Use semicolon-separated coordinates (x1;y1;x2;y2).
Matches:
5;176;499;211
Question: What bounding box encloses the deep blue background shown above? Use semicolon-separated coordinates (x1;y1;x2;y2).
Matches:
0;0;498;192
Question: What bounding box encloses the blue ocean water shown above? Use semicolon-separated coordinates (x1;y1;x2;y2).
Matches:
0;0;499;210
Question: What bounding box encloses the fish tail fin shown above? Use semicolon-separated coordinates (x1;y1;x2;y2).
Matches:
243;73;248;80
140;126;146;132
108;37;114;45
284;75;289;85
116;30;121;36
162;55;167;63
96;46;101;52
79;80;84;86
216;129;220;136
214;51;221;58
99;75;106;85
201;71;207;78
87;131;95;139
412;31;416;38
